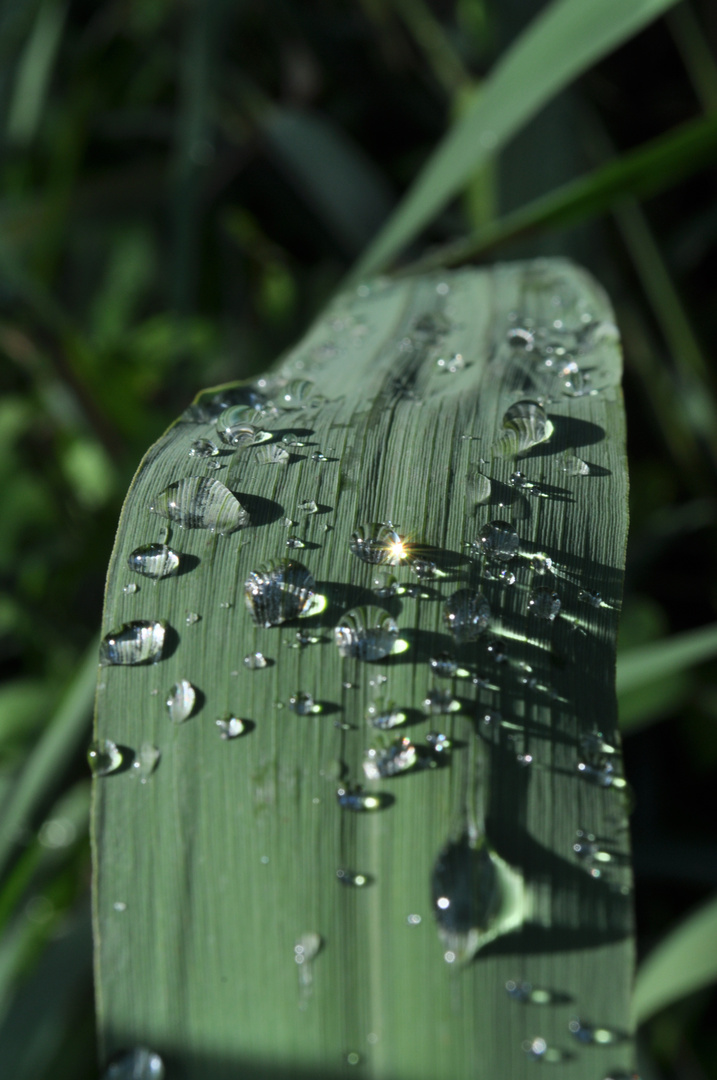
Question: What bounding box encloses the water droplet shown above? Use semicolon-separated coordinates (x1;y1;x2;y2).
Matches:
505;980;557;1005
432;830;525;963
406;913;422;925
150;477;249;533
530;553;553;574
350;523;405;565
409;556;436;580
206;459;223;470
334;606;399;661
485;638;507;663
281;433;305;447
568;1018;621;1045
113;901;127;912
363;737;417;779
475;520;520;562
468;470;492;506
425;731;452;753
311;451;328;462
578;588;603;607
216;716;247;739
244;560;316;627
562;447;590;475
528;588;561;620
123;582;138;595
277;378;321;409
336;786;386;812
102;1047;165;1080
366;699;406;729
298;499;318;514
188;437;219;458
100;620;167;665
244;651;268;670
521;1037;569;1063
577;759;616;787
429;652;457;678
493;400;553;457
131;742;160;782
286;535;305;549
507;327;535;349
185;611;201;625
166;679;196;723
289;691;317;715
88;739;123;776
423;688;459;715
371;571;398;598
128;543;181;580
443;588;490;643
436;352;465;373
256;443;290;466
336;868;369;887
216;407;272;447
294;930;322;963
345;1052;361;1067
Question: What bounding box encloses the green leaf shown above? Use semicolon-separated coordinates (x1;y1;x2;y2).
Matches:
634;896;717;1023
93;260;633;1078
616;623;717;696
351;0;681;280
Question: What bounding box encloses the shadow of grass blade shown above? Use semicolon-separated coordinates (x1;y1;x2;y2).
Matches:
93;260;633;1079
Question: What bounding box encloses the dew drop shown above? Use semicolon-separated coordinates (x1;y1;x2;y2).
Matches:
562;447;590;476
530;553;553;574
113;901;127;912
87;739;123;777
580;730;616;758
244;560;316;627
493;400;553;457
366;699;406;730
425;731;452;753
294;930;322;965
131;742;160;782
298;499;318;514
216;407;272;447
363;737;417;779
485;638;507;663
345;1052;361;1067
185;611;201;626
286;535;305;549
578;588;603;607
166;679;196;723
432;830;525;963
521;1037;568;1064
256;443;290;466
577;759;616;787
312;451;328;462
334;606;399;661
336;868;369;887
468;470;492;506
436;352;465;373
528;588;561;620
568;1018;621;1045
429;652;457;678
475;520;520;562
277;378;321;409
336;786;386;812
289;691;317;715
128;543;181;580
350;523;405;565
423;688;459;716
188;437;219;458
244;651;268;670
150;477;249;533
371;571;399;598
505;979;556;1004
409;556;436;580
100;620;167;665
216;715;247;739
443;588;490;643
102;1047;165;1079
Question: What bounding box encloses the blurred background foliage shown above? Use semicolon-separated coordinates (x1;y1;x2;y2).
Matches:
1;0;716;1077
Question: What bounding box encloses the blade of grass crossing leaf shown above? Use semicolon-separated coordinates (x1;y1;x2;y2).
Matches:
616;622;717;696
350;0;682;279
93;259;633;1079
634;896;717;1023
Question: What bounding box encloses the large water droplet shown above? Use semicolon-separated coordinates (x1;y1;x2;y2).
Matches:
432;831;525;963
102;1046;165;1079
350;523;405;565
127;544;181;580
188;437;219;458
150;477;249;534
443;588;490;643
100;620;167;665
334;606;399;661
244;560;316;627
493;400;553;457
475;520;520;562
528;588;561;620
216;406;271;447
244;651;268;670
363;737;417;779
88;739;123;776
131;742;160;782
562;447;590;476
256;444;290;465
166;679;196;723
216;716;247;739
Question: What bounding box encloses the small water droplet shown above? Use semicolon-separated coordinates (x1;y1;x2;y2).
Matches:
294;930;322;964
363;737;418;779
521;1037;568;1063
150;477;249;533
216;407;272;447
311;451;328;462
102;1047;165;1080
406;913;422;925
88;739;123;776
185;611;201;625
256;443;290;465
493;400;553;457
244;651;268;669
123;582;139;595
100;620;167;665
530;553;553;574
297;499;318;514
345;1052;361;1067
432;830;525;963
425;731;452;753
281;433;305;447
289;691;317;715
216;716;247;739
245;560;316;627
429;652;457;678
371;571;398;598
336;868;369;887
166;679;196;723
365;699;406;729
475;520;520;562
506;979;552;1004
528;588;561;620
277;378;322;409
562;447;590;476
350;523;405;565
436;352;465;373
485;638;507;663
113;901;127;912
188;437;219;458
286;535;305;549
577;759;615;787
131;742;160;782
568;1018;621;1045
578;588;603;607
423;688;459;716
128;543;181;580
336;786;386;812
443;588;490;643
408;556;436;580
334;606;399;661
205;459;223;470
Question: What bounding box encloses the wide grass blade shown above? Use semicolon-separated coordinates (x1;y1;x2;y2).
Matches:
93;259;633;1079
634;896;717;1023
616;622;717;696
350;0;681;280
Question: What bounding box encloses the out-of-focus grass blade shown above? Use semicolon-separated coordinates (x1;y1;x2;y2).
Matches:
6;0;67;145
634;896;717;1023
93;259;633;1079
399;113;717;273
351;0;681;279
616;623;717;697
